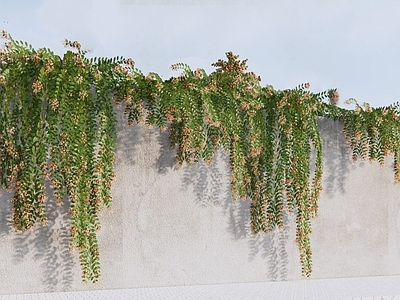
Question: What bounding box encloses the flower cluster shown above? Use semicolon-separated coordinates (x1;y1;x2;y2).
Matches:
32;81;43;93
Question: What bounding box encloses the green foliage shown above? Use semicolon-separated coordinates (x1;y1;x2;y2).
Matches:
2;31;400;281
0;33;134;283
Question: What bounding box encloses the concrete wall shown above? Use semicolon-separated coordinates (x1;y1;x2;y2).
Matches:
1;111;400;295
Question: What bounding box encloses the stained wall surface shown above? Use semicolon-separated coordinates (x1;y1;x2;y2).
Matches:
1;112;400;295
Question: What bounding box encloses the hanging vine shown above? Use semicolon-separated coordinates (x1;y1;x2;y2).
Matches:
0;32;138;282
1;31;400;282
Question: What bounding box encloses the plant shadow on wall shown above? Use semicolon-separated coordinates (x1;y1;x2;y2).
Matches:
317;118;351;198
181;153;290;281
0;189;12;238
2;31;400;283
248;210;290;281
115;104;140;167
11;183;75;292
156;122;178;174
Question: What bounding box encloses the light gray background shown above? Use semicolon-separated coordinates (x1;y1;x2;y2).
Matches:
1;0;400;109
1;110;400;295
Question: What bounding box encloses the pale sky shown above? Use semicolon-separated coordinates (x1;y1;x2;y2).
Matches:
1;0;400;108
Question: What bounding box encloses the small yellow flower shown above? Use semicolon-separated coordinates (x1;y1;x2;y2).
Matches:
32;53;41;63
50;99;59;111
155;82;163;91
76;75;84;84
278;114;286;125
145;73;153;80
32;81;43;93
44;61;54;74
123;95;133;105
329;91;339;106
94;70;102;81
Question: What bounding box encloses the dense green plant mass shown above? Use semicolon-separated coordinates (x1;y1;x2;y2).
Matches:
0;33;137;282
1;31;400;282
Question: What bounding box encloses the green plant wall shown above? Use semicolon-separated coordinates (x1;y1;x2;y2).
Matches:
1;31;400;282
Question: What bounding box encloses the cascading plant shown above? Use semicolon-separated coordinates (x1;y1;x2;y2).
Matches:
2;31;400;282
0;32;139;282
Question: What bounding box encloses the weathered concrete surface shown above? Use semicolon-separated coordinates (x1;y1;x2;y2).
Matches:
1;112;400;294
